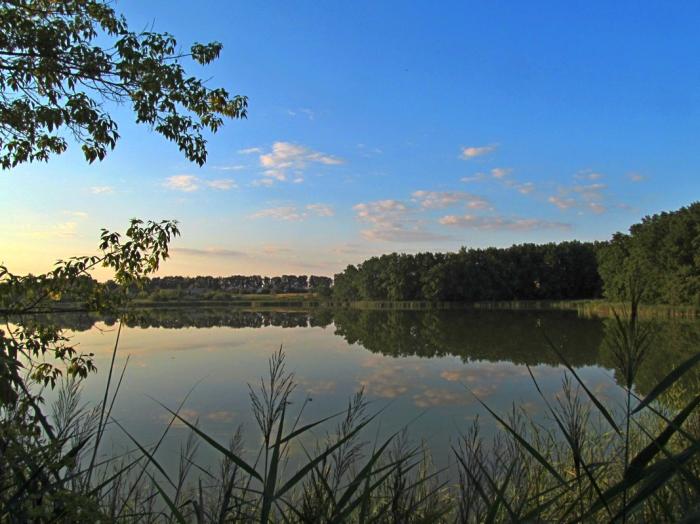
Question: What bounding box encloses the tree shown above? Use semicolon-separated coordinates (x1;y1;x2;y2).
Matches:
0;0;247;169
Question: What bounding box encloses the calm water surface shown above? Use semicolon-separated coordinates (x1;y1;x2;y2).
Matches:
51;308;700;471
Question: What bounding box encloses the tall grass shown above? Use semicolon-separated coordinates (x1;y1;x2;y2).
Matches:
2;302;700;522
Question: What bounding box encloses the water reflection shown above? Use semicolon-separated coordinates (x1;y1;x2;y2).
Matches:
31;307;699;472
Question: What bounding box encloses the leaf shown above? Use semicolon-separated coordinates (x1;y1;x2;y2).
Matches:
633;353;700;414
155;400;262;482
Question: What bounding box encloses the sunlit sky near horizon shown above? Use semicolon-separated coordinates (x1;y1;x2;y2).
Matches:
2;1;700;277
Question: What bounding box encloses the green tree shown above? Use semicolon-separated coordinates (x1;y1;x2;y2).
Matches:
0;0;247;168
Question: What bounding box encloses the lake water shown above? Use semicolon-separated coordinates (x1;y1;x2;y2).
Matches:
49;308;700;473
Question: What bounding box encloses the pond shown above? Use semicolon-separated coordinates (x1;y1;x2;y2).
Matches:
41;307;700;473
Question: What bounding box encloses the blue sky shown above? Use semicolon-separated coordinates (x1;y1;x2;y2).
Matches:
2;1;700;276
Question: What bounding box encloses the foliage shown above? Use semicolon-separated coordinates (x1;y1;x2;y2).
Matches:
0;219;179;404
0;0;247;168
598;202;700;305
333;241;604;303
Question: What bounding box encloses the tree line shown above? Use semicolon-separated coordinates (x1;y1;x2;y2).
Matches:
332;241;604;302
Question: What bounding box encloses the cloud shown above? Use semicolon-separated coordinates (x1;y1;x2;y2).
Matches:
306;203;334;217
548;175;612;214
30;221;79;239
575;170;604;181
460;144;497;159
548;195;577;210
439;214;570;231
588;202;607;214
573;183;606;202
354;199;449;242
90;186;114;194
361;228;450;242
287;108;315;120
490;167;512;179
411;190;490;210
258;141;343;183
64;211;88;218
206;179;237;190
460;173;487;183
413;388;466;408
205;411;235;423
164;175;199;192
211;164;246;171
238;147;262;154
627;172;646;182
172;247;247;258
249;203;335;221
250;206;305;221
505;181;535;194
164;175;237;192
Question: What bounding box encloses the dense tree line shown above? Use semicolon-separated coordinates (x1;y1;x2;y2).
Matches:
332;241;604;302
129;274;332;299
598;202;700;305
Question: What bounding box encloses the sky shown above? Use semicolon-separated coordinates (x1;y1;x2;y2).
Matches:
2;0;700;277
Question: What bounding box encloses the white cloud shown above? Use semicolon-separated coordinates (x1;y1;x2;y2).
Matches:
354;200;407;224
249;203;334;221
249;206;305;221
627;172;646;182
258;141;343;183
64;211;88;219
354;199;448;242
548;195;577;210
505;181;535;194
361;227;449;242
490;167;512;179
575;170;604;181
212;164;246;171
172;247;247;258
460;173;487;183
252;178;274;187
439;214;570;231
573;183;606;201
90;186;114;195
164;175;199;192
206;179;237;190
287;108;315;120
411;190;490;210
588;202;607;214
30;221;79;239
306;203;334;217
238;147;262;154
460;144;497;159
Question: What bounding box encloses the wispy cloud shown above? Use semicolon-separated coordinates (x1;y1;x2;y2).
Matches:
627;172;646;182
439;214;570;231
206;179;237;190
90;186;114;195
172;247;247;258
256;141;343;184
574;169;604;181
164;175;199;192
460;173;487;183
306;203;335;217
490;167;512;179
238;147;262;154
411;190;490;210
249;203;335;221
164;175;237;192
354;199;449;242
287;108;315;120
211;164;246;171
548;195;577;210
548;177;610;214
460;144;497;159
505;180;535;194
